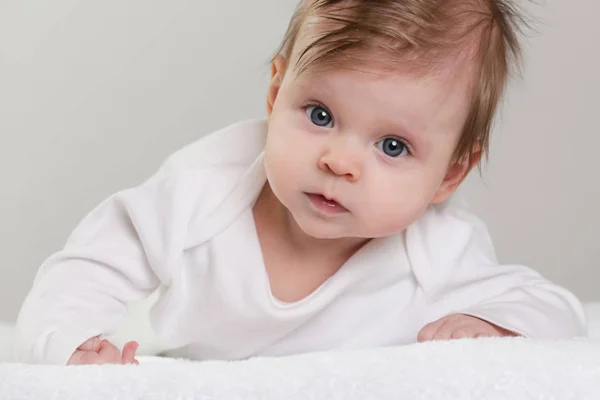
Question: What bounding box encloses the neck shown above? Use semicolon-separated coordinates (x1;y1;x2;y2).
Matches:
254;183;369;263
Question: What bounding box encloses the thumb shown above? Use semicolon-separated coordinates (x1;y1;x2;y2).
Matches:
121;341;139;364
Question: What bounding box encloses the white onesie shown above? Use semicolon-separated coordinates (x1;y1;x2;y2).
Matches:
14;119;586;365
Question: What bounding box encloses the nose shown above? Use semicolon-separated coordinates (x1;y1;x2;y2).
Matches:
318;142;362;182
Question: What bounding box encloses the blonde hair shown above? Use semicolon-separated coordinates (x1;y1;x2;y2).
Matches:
273;0;527;168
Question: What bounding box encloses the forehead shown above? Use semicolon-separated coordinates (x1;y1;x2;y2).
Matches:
287;12;478;127
289;11;478;82
290;62;473;131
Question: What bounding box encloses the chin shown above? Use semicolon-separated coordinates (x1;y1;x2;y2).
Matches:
291;213;351;240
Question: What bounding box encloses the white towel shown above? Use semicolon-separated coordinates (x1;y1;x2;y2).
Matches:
1;338;600;400
2;302;600;399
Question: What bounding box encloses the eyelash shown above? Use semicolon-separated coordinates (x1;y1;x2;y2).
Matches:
301;101;413;158
303;100;332;113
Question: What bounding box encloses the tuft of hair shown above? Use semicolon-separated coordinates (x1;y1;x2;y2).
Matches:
273;0;529;169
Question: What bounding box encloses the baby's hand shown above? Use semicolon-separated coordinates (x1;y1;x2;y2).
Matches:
417;314;518;342
67;337;139;365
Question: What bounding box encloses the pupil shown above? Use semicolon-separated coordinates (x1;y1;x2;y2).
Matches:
311;107;331;126
384;139;404;156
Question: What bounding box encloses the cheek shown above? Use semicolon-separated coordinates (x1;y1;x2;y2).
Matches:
264;137;289;189
357;169;442;236
264;111;324;177
263;150;293;213
264;126;307;175
263;122;314;202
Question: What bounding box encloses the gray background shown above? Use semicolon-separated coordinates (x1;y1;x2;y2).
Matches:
0;0;598;322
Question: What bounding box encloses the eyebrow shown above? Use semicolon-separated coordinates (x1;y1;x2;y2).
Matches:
293;75;335;100
293;75;429;152
383;118;424;148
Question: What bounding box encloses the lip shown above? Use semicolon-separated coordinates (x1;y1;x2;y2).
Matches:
305;193;349;215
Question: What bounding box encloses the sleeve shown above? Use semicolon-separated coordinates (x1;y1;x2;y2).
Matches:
14;170;197;365
406;196;587;339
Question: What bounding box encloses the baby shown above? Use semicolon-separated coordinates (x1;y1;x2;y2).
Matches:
15;0;586;365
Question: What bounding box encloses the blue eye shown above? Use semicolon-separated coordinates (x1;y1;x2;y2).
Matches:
376;138;409;158
306;105;333;128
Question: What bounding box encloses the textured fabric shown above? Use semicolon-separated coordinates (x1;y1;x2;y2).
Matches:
2;338;600;400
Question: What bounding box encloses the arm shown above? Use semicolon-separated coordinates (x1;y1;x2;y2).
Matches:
407;197;586;340
14;171;195;365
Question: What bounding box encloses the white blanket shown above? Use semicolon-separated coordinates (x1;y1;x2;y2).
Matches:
1;338;600;399
1;302;599;399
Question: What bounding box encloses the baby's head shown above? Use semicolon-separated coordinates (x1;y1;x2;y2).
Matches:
263;0;524;240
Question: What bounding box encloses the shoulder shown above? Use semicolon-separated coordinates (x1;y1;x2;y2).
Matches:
147;152;266;250
406;196;488;250
125;118;268;219
134;163;250;221
159;118;267;174
405;195;498;293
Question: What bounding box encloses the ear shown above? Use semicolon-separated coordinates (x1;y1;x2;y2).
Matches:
431;150;482;204
266;55;288;117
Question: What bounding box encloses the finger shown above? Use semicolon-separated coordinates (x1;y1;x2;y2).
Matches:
69;350;108;365
434;315;487;340
442;320;484;339
67;350;85;365
121;341;139;365
474;331;496;339
133;359;140;366
475;323;509;339
78;351;108;365
431;317;481;341
419;314;470;342
460;316;518;338
465;320;510;339
77;337;101;352
492;325;519;337
450;327;482;340
98;340;122;364
432;322;455;341
433;315;471;341
418;318;448;342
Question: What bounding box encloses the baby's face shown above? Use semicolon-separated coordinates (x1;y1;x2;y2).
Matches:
264;57;474;240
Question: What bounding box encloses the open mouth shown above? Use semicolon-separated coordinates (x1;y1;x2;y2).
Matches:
305;193;349;214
